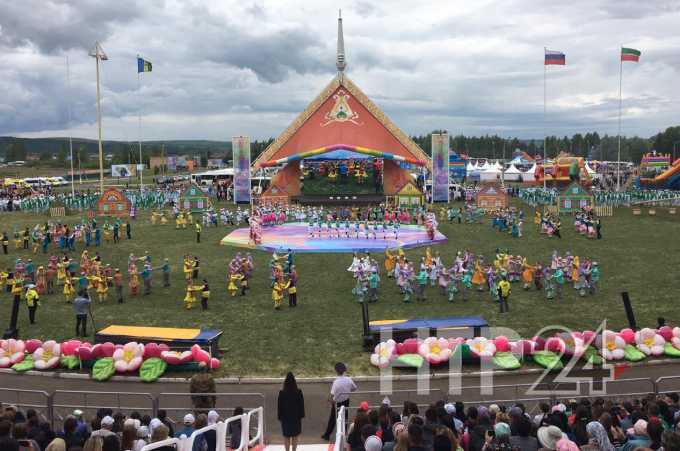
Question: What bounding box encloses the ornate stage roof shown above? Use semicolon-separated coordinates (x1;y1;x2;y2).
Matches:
253;12;430;169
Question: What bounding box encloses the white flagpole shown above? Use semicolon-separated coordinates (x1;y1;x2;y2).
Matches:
137;55;144;191
66;56;75;196
543;47;547;189
617;46;623;192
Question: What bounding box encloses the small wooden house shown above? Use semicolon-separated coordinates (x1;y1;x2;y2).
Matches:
557;182;594;214
180;184;211;212
96;188;130;217
395;180;424;206
476;184;508;210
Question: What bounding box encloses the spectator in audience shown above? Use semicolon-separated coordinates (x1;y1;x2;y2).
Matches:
1;419;12;439
347;412;370;451
620;419;652;451
322;362;357;441
203;411;219;451
277;372;305;451
509;414;538;451
44;438;65;451
121;425;138;451
91;416;115;439
537;425;565;450
101;435;119;451
481;422;518;451
378;403;394;444
407;423;426;451
402;402;420;425
580;421;614;451
191;414;208;451
228;407;244;451
59;415;85;449
156;411;173;438
14;422;42;451
363;434;382;451
570;405;591;446
174;414;194;439
647;417;664;450
0;436;20;451
394;429;409;451
435;426;462;451
149;424;173;451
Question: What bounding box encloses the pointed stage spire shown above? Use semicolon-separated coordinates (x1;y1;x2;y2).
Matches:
336;9;346;74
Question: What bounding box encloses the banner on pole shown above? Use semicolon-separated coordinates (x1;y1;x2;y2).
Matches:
232;136;251;204
431;132;449;202
166;156;177;172
111;164;137;178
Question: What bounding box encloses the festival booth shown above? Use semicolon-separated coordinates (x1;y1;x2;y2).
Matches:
476;184;508;211
557;182;594;214
522;163;537;183
393;180;425;206
180;185;211;212
479;164;501;183
502;163;523;182
96;188;130;217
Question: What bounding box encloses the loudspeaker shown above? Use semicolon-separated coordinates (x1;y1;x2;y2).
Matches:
621;292;637;331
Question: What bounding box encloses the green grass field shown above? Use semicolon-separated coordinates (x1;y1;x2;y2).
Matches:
1;201;679;377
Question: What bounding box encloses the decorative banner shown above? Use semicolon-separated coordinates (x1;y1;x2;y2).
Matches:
232;136;251;204
111;164;137;178
431;132;449;202
166;156;177;172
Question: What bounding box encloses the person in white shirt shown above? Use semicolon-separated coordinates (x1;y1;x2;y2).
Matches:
321;362;357;441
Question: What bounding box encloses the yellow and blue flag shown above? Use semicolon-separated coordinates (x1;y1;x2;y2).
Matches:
137;57;152;73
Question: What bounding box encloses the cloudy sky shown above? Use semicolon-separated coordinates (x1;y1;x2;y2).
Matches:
1;0;679;142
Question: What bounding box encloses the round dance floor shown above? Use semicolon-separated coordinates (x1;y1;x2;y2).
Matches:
220;222;448;253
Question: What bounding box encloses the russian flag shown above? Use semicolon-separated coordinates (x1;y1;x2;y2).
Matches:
545;49;566;65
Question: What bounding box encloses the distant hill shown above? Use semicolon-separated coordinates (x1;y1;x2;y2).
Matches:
0;137;232;156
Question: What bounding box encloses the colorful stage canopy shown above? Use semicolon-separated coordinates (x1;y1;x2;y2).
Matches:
258;143;426;167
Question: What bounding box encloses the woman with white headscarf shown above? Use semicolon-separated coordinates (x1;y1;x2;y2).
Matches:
580;421;614;451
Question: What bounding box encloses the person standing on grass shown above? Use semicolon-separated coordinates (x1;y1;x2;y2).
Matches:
162;258;171;287
113;268;124;303
278;372;305;451
322;362;357;441
195;222;202;243
113;222;119;244
2;232;8;254
73;290;91;337
497;276;510;313
25;283;40;325
125;220;132;240
200;279;210;311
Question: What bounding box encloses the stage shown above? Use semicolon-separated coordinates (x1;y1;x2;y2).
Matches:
95;325;223;356
220;221;447;253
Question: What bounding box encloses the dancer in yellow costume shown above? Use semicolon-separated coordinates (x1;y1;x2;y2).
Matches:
56;261;66;286
228;273;243;297
95;272;109;302
63;275;75;303
183;256;194;282
272;277;290;310
384;249;396;277
183;281;200;309
471;258;486;291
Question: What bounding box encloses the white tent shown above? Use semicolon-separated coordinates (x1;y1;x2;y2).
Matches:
479;161;491;171
480;165;501;182
492;161;504;171
521;163;537;182
503;163;522;182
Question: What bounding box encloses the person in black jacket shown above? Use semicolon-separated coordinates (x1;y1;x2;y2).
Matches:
277;372;305;451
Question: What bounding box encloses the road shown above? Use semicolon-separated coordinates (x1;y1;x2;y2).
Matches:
2;360;680;444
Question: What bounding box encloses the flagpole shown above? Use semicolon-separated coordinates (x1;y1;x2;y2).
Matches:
617;46;623;192
543;47;547;189
95;52;104;193
66;56;75;196
137;55;144;191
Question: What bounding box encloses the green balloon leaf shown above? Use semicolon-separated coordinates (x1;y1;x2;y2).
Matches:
12;356;34;372
139;358;167;383
91;358;115;381
61;355;80;370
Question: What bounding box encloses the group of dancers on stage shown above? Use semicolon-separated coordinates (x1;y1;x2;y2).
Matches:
307;219;402;240
348;247;601;306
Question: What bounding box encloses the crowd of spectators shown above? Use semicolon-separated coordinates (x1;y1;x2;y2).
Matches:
0;403;243;451
344;394;680;451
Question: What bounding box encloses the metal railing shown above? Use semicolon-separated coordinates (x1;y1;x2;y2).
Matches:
156;392;266;425
52;390;155;426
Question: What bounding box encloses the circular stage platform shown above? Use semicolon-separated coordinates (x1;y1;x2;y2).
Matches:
220;222;447;253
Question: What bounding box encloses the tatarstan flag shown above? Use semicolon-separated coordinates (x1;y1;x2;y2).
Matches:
621;47;641;62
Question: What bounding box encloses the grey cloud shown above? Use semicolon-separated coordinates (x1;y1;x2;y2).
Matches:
0;0;153;53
